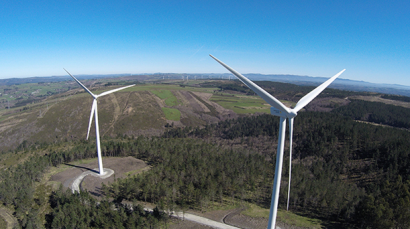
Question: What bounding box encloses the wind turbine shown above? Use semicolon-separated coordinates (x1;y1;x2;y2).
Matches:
210;55;345;228
64;69;135;175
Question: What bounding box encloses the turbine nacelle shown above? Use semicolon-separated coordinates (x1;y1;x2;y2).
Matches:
270;107;287;118
270;107;297;118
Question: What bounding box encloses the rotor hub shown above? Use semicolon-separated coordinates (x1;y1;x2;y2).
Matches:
287;110;297;118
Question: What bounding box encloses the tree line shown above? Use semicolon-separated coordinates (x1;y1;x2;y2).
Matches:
104;138;272;212
333;99;410;129
381;94;410;103
163;112;410;227
48;187;163;228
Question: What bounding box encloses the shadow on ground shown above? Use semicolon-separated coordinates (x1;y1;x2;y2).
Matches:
64;163;99;173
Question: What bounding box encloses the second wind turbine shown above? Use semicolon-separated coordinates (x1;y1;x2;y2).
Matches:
64;69;135;175
210;55;345;229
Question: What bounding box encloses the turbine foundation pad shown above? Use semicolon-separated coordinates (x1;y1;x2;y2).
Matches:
91;168;114;179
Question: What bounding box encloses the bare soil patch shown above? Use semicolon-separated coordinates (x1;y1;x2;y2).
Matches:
185;208;302;229
352;95;410;108
181;91;211;113
0;207;18;229
173;90;238;126
49;156;148;197
189;209;236;223
0;117;25;133
224;209;308;229
168;218;213;229
305;97;350;112
190;208;269;229
192;91;213;101
224;211;268;229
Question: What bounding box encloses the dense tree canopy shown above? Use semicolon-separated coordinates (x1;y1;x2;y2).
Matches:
48;187;161;229
333;99;410;129
164;112;410;226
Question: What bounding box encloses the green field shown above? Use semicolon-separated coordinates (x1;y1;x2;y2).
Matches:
242;203;323;228
14;82;71;97
151;89;179;106
210;92;297;114
211;93;271;114
161;107;181;121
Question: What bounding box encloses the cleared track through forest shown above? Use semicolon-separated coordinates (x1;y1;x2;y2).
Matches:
72;170;242;229
0;207;18;229
143;207;241;229
72;169;283;229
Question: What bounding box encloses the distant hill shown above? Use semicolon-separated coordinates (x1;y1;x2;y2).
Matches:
0;74;131;86
243;73;410;97
2;72;410;96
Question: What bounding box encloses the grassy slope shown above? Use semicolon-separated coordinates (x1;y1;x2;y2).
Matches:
161;107;181;121
151;89;182;121
211;93;271;114
242;203;323;228
150;89;179;106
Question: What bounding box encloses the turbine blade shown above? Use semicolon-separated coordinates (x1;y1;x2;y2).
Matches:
210;55;290;113
97;84;135;98
87;100;96;140
64;68;96;98
287;117;294;211
293;69;345;112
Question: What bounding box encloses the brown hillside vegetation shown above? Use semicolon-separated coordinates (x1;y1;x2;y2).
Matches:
3;79;410;151
0;88;237;150
351;95;410;108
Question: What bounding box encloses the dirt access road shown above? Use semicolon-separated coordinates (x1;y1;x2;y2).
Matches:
0;207;17;229
50;157;286;229
50;157;242;228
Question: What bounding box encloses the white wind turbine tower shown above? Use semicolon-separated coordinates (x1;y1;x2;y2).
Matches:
64;69;135;175
210;55;345;229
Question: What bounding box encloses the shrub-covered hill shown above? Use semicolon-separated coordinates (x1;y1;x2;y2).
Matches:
0;85;236;151
3;79;410;153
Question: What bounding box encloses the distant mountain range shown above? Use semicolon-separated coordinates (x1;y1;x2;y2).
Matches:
243;73;410;97
2;73;410;97
0;74;131;85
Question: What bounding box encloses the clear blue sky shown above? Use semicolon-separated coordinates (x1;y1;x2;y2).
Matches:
1;0;409;86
